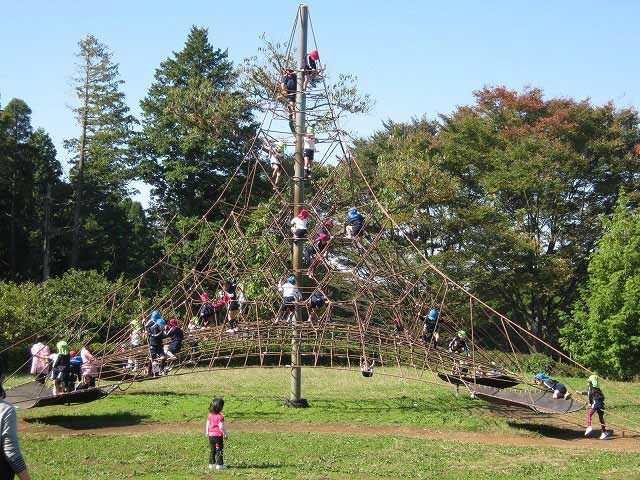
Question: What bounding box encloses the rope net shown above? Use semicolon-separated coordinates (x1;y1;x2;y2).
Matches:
3;6;638;436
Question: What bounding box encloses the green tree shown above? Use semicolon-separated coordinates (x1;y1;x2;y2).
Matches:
27;128;64;279
560;193;640;379
66;34;136;269
0;99;35;279
138;26;258;221
352;87;640;346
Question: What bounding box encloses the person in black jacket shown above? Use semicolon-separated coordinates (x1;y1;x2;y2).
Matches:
280;68;297;118
147;317;167;376
165;318;184;360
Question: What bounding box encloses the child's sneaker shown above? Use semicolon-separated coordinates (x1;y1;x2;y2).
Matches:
584;426;593;436
564;392;572;400
216;464;227;470
599;431;611;440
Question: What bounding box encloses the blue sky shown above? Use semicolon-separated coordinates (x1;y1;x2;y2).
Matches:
2;1;639;207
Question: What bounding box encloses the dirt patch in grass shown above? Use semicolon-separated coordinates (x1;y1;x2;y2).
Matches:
19;418;640;452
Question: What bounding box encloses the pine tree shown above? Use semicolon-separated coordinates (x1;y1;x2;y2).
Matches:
138;26;257;220
0;99;34;278
66;34;136;268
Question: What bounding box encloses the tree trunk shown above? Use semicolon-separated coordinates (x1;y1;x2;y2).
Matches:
9;169;16;278
71;64;90;268
42;183;51;280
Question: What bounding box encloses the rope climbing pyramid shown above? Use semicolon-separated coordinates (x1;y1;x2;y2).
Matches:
4;5;639;438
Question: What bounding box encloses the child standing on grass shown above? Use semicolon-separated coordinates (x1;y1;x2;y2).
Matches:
206;397;228;471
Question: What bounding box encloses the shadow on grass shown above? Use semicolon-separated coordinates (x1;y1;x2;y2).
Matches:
507;421;582;439
24;413;149;430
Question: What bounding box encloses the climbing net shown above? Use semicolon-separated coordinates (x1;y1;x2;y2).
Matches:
3;6;639;436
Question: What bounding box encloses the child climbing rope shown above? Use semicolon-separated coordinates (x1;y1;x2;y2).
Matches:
360;356;375;378
448;331;470;375
164;318;184;362
264;140;285;187
302;49;320;91
419;308;440;344
127;320;142;371
291;208;310;240
308;289;328;323
29;335;50;384
80;345;97;388
345;207;365;239
277;275;301;323
533;373;572;400
319;218;334;237
305;232;330;277
393;316;404;334
206;397;228;471
198;293;215;326
281;68;297;118
146;313;167;376
579;375;610;439
221;280;240;329
303;126;317;179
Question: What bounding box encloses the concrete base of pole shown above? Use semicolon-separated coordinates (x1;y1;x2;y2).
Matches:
283;398;309;408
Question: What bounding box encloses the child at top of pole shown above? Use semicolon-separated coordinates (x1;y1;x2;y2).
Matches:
291;208;310;240
280;67;297;119
303;126;318;179
578;375;610;440
302;49;321;91
205;397;229;471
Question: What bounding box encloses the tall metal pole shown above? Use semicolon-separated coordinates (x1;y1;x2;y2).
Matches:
287;3;309;408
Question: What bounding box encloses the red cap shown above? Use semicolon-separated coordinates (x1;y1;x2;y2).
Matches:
168;318;179;328
323;219;334;227
298;209;310;219
318;233;330;242
309;50;319;61
200;293;210;302
69;350;77;357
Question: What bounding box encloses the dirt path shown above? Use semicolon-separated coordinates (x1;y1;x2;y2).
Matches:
18;419;640;452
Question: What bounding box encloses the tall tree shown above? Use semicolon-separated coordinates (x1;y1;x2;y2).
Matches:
560;193;640;379
0;99;34;278
27;129;62;279
137;26;258;221
66;34;136;268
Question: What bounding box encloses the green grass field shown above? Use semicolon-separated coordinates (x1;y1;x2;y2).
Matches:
15;367;640;479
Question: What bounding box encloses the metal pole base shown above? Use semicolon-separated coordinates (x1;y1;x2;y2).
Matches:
283;398;309;408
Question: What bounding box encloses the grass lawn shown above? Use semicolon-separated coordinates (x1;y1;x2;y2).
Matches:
13;367;640;479
21;430;640;479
